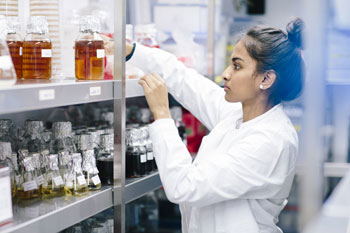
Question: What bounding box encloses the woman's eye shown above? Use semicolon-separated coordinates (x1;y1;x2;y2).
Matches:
233;63;240;70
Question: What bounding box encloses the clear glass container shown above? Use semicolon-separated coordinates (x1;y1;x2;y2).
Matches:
97;133;113;185
64;153;89;196
23;16;52;80
17;156;41;201
134;24;159;48
0;15;16;88
75;15;105;80
41;154;65;198
6;16;22;79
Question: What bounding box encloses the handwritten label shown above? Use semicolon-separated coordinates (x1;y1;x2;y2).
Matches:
39;89;55;101
0;176;13;222
41;49;52;58
77;175;86;185
23;180;38;191
90;86;101;96
91;175;101;186
140;154;147;163
147;152;154;160
96;49;105;58
53;176;64;186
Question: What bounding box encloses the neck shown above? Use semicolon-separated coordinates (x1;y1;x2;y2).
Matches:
242;97;276;123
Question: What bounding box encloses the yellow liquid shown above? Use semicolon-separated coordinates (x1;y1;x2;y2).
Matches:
64;184;89;196
17;187;40;200
41;185;65;198
88;181;101;191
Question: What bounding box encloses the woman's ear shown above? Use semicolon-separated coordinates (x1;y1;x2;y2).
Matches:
260;70;276;90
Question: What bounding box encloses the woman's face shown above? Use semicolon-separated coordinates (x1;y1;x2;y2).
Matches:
222;40;263;103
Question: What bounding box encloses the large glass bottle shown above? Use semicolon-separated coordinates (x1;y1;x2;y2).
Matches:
41;154;65;198
17;156;40;200
22;16;52;80
97;133;113;185
6;16;22;79
75;15;105;80
78;134;101;190
64;153;89;196
0;15;16;88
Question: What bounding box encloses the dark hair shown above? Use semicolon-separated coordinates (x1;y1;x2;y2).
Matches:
241;18;305;102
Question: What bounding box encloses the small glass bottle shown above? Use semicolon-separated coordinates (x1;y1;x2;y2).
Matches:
6;16;22;79
75;15;105;80
65;153;89;196
134;24;159;48
77;134;101;190
17;156;40;200
0;15;16;87
41;154;65;198
97;133;114;185
22;16;52;80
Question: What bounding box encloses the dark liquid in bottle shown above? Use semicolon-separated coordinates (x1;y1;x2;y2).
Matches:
97;158;113;185
22;41;52;79
75;40;104;80
7;40;22;79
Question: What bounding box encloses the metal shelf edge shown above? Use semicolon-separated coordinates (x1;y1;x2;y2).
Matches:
0;187;113;233
125;172;162;203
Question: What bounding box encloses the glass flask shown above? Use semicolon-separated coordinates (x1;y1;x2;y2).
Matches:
6;16;22;79
17;156;40;200
64;153;88;196
78;134;101;190
31;152;44;193
75;15;105;80
97;133;113;185
22;16;52;80
0;15;16;88
41;154;65;198
58;150;72;184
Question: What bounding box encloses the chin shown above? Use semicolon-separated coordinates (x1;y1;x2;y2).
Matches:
224;93;239;103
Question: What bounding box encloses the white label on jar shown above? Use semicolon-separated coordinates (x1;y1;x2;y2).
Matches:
39;89;55;101
53;176;64;186
147;152;154;160
0;176;13;223
36;175;44;185
90;86;101;96
23;180;38;191
96;49;105;58
91;175;101;185
19;47;23;56
66;181;73;188
0;56;13;70
140;154;147;163
77;175;86;185
41;49;52;58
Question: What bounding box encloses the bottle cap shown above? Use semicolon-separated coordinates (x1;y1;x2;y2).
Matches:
25;120;44;138
48;154;59;171
53;122;72;139
0;141;12;160
77;133;92;150
100;134;113;151
27;16;49;34
30;152;41;169
72;153;83;173
79;15;101;33
82;150;98;174
6;16;21;34
23;156;35;172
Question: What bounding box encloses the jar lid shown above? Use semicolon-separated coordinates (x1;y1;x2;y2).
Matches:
25;120;44;137
6;16;21;34
0;142;12;160
53;122;72;139
79;15;101;33
27;16;49;34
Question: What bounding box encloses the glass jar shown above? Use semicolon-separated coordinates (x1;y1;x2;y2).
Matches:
134;24;159;48
0;15;16;88
22;16;52;80
97;134;113;185
6;16;22;79
75;15;105;80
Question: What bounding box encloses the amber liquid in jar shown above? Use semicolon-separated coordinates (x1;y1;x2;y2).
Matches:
75;40;104;80
22;41;52;79
7;40;23;79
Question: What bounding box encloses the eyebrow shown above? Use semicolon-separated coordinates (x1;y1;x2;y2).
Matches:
232;57;244;62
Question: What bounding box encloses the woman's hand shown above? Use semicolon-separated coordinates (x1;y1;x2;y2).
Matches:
138;74;171;120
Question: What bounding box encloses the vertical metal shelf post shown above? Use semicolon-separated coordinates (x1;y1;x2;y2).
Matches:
299;0;328;230
114;0;126;232
207;0;216;80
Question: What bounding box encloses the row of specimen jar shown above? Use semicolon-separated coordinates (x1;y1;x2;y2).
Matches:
0;119;114;202
5;15;105;80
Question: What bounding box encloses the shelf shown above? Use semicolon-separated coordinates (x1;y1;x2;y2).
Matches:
125;172;162;203
0;186;113;233
0;79;115;115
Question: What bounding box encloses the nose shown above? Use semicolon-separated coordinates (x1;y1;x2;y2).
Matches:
222;67;231;81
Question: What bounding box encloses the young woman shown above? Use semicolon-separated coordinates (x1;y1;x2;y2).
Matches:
126;18;304;233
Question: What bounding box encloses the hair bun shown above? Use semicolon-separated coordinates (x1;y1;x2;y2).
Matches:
286;17;304;50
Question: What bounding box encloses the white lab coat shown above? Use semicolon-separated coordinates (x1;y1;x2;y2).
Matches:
128;44;298;233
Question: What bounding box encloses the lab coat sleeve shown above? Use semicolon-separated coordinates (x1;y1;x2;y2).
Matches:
128;43;241;130
150;119;297;208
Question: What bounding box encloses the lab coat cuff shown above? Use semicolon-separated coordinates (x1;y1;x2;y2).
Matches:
149;118;178;142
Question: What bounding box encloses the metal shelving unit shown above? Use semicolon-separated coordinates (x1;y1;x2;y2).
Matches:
0;187;113;233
